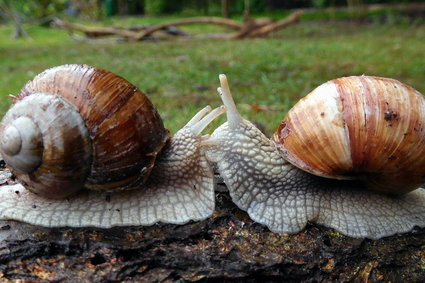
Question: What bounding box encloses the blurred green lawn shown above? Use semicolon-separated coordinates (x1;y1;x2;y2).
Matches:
0;17;424;135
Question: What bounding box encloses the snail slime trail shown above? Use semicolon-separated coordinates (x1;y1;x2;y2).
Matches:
205;74;425;239
0;64;226;227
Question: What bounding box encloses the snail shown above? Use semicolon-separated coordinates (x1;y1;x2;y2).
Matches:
206;74;425;239
0;64;225;228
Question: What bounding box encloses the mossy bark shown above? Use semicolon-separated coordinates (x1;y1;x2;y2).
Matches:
0;179;424;282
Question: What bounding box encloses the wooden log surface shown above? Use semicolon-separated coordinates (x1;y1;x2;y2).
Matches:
0;168;424;282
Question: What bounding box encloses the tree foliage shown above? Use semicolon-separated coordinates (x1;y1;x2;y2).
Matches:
0;0;421;20
0;0;67;21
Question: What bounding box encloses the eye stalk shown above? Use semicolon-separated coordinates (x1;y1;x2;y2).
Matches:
218;74;243;129
186;105;227;136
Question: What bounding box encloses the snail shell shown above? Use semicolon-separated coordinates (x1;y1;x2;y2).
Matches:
272;76;425;194
0;64;169;199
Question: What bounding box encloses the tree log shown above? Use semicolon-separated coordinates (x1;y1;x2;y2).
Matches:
53;18;139;39
0;174;424;281
242;11;302;38
53;13;301;42
132;17;243;41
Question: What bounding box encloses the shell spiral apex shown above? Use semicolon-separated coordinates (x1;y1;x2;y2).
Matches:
0;116;42;171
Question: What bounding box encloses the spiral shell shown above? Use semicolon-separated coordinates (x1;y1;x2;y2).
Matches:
272;76;425;194
0;64;169;199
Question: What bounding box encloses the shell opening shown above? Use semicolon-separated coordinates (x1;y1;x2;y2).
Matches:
0;116;43;173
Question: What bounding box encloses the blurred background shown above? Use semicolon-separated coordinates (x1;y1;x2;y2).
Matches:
0;0;424;134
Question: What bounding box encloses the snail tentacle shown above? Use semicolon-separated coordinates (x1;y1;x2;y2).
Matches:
218;74;242;129
189;105;226;136
185;105;212;128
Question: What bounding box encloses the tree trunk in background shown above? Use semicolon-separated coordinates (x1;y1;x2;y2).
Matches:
244;0;250;20
202;0;209;15
0;1;29;39
11;10;27;39
117;0;128;15
221;0;230;18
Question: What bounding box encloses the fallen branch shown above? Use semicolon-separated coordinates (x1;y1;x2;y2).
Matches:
132;16;243;40
53;12;301;42
53;18;138;38
244;11;302;38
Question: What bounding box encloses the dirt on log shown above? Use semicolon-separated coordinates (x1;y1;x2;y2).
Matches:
0;174;424;282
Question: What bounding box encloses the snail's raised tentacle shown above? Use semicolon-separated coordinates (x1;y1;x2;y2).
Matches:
185;105;212;128
189;105;226;136
218;74;243;129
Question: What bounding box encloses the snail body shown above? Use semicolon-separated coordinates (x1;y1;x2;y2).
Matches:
0;64;225;227
206;75;425;239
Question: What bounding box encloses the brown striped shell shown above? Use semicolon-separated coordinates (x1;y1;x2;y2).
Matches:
0;64;169;199
272;76;425;195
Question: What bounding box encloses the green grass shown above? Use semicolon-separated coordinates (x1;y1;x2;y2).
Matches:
0;18;424;135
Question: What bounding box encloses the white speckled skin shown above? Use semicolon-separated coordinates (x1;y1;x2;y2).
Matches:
0;107;223;228
206;75;425;239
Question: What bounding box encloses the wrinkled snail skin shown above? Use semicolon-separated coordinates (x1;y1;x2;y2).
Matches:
0;64;225;228
205;75;425;239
